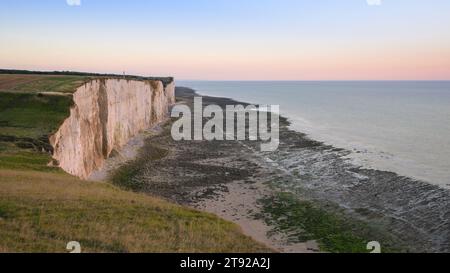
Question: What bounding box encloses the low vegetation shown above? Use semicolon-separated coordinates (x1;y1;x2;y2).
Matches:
0;74;90;94
259;192;400;253
111;128;171;192
0;169;269;253
0;75;79;173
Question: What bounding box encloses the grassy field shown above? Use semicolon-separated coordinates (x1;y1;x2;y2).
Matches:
0;74;90;94
0;169;269;253
0;75;81;173
0;73;270;253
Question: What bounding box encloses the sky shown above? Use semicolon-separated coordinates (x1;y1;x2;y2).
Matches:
0;0;449;80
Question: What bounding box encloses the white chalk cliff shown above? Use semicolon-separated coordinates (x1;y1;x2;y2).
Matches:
49;78;175;179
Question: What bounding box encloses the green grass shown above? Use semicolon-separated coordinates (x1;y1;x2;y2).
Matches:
259;192;400;253
111;143;169;191
0;84;75;172
11;76;88;93
0;91;74;173
0;92;73;139
0;148;61;173
0;169;270;253
0;74;89;94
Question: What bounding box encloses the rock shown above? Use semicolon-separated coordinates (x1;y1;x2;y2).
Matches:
49;78;175;179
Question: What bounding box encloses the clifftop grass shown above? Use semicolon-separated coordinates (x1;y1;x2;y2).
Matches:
0;74;81;172
0;74;90;94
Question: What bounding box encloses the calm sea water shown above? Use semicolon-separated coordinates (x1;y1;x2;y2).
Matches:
179;81;450;188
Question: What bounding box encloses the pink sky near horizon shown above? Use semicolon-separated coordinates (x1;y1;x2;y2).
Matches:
2;43;448;81
1;0;449;80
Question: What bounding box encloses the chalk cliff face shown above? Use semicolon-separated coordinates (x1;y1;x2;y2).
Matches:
50;78;175;179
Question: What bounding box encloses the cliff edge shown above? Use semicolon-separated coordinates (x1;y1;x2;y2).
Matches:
49;78;175;179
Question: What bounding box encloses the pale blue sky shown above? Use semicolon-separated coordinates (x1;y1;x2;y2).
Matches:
1;0;449;80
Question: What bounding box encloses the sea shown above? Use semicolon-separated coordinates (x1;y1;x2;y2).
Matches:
179;81;450;189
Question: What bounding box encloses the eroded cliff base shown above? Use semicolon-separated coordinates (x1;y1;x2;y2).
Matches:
50;78;175;179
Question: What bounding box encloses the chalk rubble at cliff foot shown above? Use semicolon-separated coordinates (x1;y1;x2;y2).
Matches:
49;78;175;179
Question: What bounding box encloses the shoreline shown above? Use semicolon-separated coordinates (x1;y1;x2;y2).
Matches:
106;87;450;253
190;83;450;189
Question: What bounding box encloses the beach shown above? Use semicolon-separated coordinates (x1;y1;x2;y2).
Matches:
102;87;450;253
